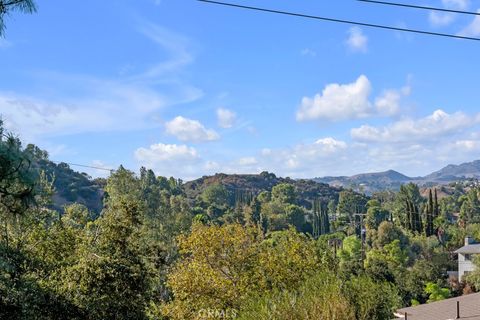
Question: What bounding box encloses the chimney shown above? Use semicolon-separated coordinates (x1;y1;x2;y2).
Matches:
465;236;475;246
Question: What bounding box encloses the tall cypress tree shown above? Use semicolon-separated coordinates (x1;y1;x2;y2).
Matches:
434;188;439;219
425;189;434;236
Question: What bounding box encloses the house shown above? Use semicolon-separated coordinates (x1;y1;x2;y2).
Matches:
455;236;480;280
395;292;480;320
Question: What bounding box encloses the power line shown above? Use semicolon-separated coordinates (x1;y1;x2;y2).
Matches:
357;0;480;16
197;0;480;41
50;161;114;172
0;133;115;173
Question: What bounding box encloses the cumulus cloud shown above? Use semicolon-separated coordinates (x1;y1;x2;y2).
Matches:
346;27;368;52
296;75;409;122
216;108;237;128
134;143;201;178
165;116;219;142
351;109;479;143
375;85;411;116
315;138;348;153
254;137;349;176
296;75;372;121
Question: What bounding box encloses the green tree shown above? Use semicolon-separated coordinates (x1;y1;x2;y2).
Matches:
59;197;150;319
271;183;295;204
238;271;354;320
365;199;390;230
459;188;480;225
163;224;321;319
344;276;400;320
201;183;229;208
466;255;480;289
425;189;435;237
396;183;423;233
424;282;450;303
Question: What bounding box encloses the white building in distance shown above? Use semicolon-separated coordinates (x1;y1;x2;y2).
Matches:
455;236;480;280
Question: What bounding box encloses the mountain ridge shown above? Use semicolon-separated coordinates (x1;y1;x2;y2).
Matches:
313;159;480;193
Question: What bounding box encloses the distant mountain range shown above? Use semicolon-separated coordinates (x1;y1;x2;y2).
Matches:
313;160;480;194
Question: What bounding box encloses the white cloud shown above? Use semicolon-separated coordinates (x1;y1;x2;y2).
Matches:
253;137;349;177
296;75;409;122
216;107;237;128
346;27;368;53
375;85;411;116
135;143;198;162
351;109;479;143
443;0;469;10
459;10;480;37
165;116;219;142
429;12;455;27
429;1;470;28
134;23;194;80
134;143;201;179
0;23;202;142
315;138;348;153
237;157;258;166
296;75;372;121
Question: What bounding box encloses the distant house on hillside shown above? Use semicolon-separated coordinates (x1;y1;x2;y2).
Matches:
455;237;480;280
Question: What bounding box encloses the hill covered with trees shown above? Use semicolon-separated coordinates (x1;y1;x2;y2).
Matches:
2;122;480;319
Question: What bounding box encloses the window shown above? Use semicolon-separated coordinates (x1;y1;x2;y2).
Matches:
465;254;471;261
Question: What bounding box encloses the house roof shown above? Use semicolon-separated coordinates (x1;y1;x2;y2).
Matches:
455;244;480;254
396;292;480;320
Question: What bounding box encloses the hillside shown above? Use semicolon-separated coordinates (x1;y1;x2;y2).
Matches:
183;171;343;208
313;160;480;194
424;160;480;182
37;160;105;214
315;170;413;192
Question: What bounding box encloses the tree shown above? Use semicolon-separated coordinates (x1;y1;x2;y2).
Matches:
285;204;305;231
396;184;423;233
344;276;400;320
425;189;435;237
238;271;354;320
312;199;330;238
163;224;321;319
0;0;36;36
271;183;295;204
338;235;363;275
59;196;151;319
365;199;390;230
424;282;450;303
466;255;480;289
201;183;229;208
459;188;480;225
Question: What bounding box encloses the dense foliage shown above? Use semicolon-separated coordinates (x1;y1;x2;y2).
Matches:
1;123;480;319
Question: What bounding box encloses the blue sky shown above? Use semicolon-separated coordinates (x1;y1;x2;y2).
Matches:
2;0;480;180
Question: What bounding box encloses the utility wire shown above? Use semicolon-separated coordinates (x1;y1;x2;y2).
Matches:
357;0;480;16
50;161;115;172
197;0;480;41
0;133;115;173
